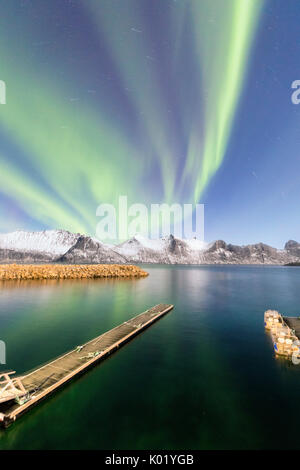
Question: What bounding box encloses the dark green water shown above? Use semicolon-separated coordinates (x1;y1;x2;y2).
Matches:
1;265;300;450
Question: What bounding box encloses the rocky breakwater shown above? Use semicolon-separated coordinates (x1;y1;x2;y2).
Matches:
0;264;148;281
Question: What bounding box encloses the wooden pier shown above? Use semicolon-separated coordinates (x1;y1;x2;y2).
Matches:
264;310;300;360
0;303;173;428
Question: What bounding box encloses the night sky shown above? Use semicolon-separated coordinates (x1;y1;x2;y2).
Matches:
0;0;300;247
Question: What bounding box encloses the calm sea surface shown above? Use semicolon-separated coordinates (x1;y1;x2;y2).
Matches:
1;265;300;450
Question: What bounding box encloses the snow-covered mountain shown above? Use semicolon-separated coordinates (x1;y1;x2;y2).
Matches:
0;230;125;264
0;230;79;257
202;240;295;265
59;235;127;264
115;234;208;264
0;229;299;265
114;235;299;265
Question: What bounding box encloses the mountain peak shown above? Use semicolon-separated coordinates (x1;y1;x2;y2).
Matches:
0;229;80;256
285;240;300;250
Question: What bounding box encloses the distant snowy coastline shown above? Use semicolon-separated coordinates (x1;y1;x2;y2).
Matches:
0;229;299;265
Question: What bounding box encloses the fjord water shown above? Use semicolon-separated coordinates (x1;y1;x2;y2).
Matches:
1;265;300;450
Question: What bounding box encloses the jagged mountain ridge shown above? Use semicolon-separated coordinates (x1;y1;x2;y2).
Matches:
115;235;299;264
60;235;127;264
0;230;125;264
115;234;207;264
0;230;79;256
0;229;299;265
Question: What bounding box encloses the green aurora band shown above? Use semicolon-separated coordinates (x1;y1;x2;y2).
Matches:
189;0;264;201
0;44;142;233
0;1;264;237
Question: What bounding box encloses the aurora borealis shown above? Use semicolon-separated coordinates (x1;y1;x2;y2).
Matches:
1;0;300;246
190;0;264;201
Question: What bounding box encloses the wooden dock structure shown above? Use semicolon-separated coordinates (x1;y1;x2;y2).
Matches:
0;303;173;428
282;317;300;340
264;310;300;360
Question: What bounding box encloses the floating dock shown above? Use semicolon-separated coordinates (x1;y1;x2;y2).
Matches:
264;310;300;360
282;317;300;339
0;303;173;428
